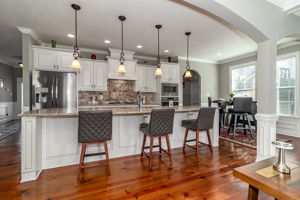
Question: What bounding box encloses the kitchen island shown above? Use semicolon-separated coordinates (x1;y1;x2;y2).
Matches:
19;106;219;182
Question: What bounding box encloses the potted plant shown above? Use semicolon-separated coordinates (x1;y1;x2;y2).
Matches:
229;93;235;101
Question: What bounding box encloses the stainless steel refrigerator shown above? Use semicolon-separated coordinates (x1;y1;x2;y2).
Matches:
32;70;77;110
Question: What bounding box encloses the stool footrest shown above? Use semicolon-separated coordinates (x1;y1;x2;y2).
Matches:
144;145;160;149
186;139;196;142
84;152;106;157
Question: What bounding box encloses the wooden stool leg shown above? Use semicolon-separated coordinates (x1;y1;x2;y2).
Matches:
183;128;189;152
206;129;213;152
104;141;111;176
141;134;146;157
79;143;86;168
248;185;259;200
149;136;154;170
166;135;172;166
78;143;86;180
196;130;199;156
159;136;162;157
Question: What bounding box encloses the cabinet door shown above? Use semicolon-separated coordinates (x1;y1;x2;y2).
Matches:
78;61;94;90
145;67;156;92
161;64;171;82
124;60;137;80
33;48;56;70
171;65;179;83
57;52;75;72
136;66;146;92
93;62;108;91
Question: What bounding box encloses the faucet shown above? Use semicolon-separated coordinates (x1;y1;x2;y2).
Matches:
137;91;143;109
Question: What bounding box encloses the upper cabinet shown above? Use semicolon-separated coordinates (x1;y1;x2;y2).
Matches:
136;65;156;92
107;58;137;80
33;47;75;72
161;63;180;84
78;60;108;91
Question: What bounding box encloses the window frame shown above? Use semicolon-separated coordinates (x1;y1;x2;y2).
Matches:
276;52;300;116
229;61;256;98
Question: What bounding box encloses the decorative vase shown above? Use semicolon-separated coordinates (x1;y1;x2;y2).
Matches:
51;40;56;48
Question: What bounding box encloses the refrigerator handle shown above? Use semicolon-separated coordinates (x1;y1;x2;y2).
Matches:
51;76;55;108
55;77;58;107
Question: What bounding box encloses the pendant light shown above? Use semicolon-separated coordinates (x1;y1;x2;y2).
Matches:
184;32;192;78
70;4;81;69
155;25;162;76
118;16;126;73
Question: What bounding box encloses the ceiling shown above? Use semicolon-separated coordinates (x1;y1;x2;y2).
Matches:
0;0;258;67
266;0;300;15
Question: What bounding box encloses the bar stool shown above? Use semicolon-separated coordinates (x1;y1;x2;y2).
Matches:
227;97;254;138
181;107;216;155
78;111;112;176
140;109;175;170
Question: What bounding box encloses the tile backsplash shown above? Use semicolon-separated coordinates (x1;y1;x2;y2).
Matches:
79;79;156;106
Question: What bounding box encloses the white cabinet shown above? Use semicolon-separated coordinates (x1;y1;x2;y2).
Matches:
136;65;156;92
33;47;75;72
108;58;137;80
78;60;108;91
161;63;180;83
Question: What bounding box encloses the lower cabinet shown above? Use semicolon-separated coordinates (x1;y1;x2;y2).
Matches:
78;60;108;91
136;65;156;92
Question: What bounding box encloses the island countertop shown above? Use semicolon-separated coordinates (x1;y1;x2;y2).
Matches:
19;106;203;117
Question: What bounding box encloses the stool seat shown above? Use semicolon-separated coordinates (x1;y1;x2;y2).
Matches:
139;123;150;134
181;119;197;130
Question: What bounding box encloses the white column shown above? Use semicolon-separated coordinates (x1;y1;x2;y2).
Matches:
255;39;278;161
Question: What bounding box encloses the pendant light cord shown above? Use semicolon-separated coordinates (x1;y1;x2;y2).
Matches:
186;34;190;70
119;18;125;65
73;8;79;59
157;27;161;68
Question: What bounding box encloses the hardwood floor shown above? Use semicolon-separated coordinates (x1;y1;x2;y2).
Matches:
0;129;299;200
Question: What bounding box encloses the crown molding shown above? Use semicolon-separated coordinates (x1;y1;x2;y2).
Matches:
217;51;257;65
0;57;17;68
41;43;109;55
177;56;217;64
17;27;42;45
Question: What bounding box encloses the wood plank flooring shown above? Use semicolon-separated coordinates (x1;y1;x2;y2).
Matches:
0;128;299;200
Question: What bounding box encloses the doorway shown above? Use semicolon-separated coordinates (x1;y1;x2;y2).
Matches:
182;70;201;106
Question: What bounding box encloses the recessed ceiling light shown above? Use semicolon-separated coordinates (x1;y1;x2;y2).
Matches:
164;49;169;53
217;53;223;56
67;34;75;38
137;45;142;49
104;40;111;44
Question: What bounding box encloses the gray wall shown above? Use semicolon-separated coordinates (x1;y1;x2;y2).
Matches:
0;63;22;102
218;44;300;99
178;59;219;104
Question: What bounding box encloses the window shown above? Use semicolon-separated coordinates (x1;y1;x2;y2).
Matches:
230;64;256;97
276;55;297;115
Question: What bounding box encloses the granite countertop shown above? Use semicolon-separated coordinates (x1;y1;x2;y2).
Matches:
19;106;202;117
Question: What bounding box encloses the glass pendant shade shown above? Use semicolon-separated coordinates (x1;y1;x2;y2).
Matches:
155;67;162;76
70;59;81;69
184;70;192;78
118;63;126;73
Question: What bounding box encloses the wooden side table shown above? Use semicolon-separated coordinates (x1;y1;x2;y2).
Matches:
233;158;300;200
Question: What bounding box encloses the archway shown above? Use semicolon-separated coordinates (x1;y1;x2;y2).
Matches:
182;70;201;106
